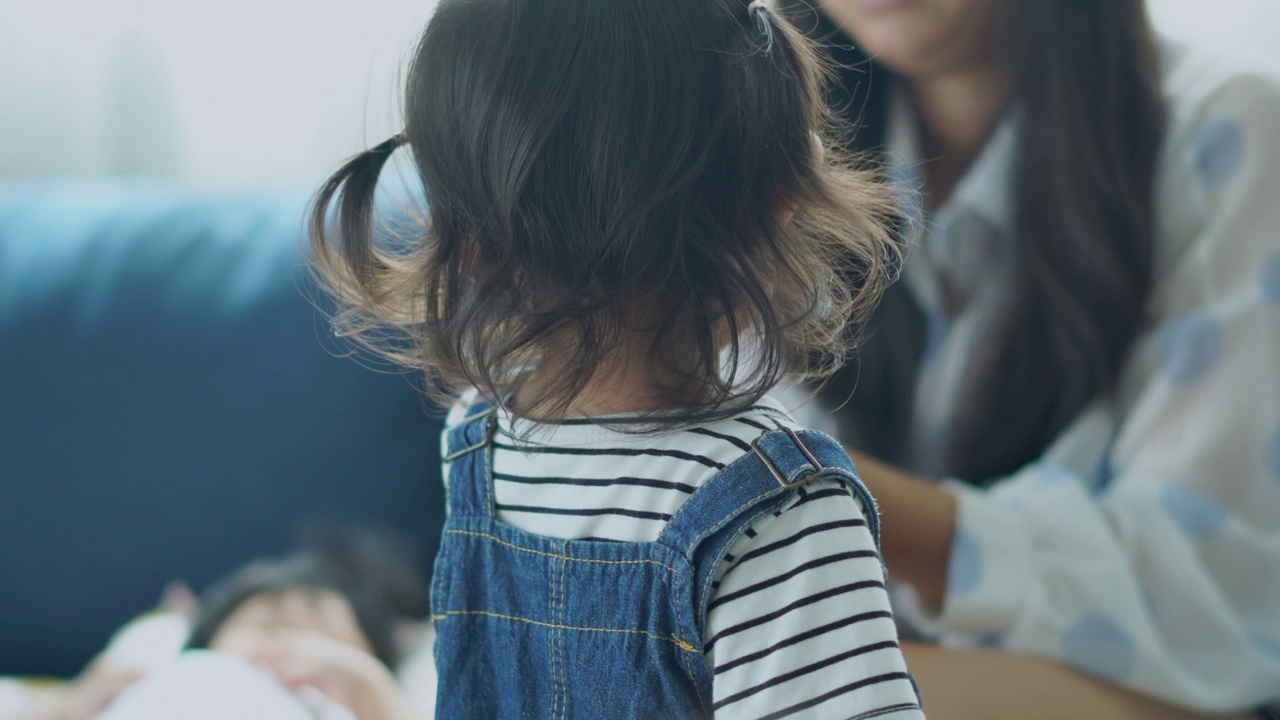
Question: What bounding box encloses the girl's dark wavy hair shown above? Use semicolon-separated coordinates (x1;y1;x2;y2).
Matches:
783;0;1165;483
310;0;900;427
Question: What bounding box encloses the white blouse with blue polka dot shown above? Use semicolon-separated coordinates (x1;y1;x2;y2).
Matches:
871;39;1280;713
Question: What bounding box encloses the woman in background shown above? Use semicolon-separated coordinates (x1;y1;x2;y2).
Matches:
785;0;1280;718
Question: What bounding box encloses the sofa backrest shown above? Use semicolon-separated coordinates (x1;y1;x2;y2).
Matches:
0;181;444;676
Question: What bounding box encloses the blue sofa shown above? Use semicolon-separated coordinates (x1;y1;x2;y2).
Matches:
0;181;445;677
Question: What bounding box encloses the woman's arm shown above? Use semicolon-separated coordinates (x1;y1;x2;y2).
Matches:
825;459;1264;720
902;643;1255;720
845;449;955;610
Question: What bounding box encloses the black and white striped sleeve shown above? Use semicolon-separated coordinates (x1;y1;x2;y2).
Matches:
704;478;924;720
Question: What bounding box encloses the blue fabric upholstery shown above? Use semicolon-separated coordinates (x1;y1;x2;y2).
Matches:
0;181;444;676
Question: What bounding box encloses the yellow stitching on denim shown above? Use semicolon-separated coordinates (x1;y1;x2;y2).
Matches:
671;572;708;714
686;487;778;555
686;487;780;613
445;530;679;573
555;539;568;720
433;541;451;619
675;601;709;717
660;451;774;547
680;649;709;716
699;505;780;625
431;611;699;653
548;542;560;720
482;430;493;515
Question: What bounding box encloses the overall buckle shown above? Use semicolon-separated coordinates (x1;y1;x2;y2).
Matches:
750;421;825;490
443;408;498;462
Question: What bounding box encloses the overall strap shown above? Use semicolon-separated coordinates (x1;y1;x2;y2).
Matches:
658;426;881;630
442;401;498;518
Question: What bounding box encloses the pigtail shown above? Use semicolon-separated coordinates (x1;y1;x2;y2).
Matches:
737;0;903;383
309;134;406;309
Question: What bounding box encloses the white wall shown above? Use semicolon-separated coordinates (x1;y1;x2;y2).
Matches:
0;0;1275;190
0;0;435;189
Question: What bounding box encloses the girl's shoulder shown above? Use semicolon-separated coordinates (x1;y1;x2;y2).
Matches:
442;390;807;439
443;389;483;429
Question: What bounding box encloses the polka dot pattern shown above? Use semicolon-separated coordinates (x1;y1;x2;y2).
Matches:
1060;615;1137;682
1262;252;1280;305
974;632;1003;649
1160;314;1223;385
1035;464;1076;485
1160;484;1228;537
1195;117;1245;189
947;528;984;596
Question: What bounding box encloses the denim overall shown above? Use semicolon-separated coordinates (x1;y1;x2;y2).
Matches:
431;403;891;719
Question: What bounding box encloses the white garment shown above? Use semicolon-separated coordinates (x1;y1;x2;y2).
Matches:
96;651;354;720
888;40;1280;712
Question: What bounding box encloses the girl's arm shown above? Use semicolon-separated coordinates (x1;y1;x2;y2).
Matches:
849;68;1280;714
705;478;924;719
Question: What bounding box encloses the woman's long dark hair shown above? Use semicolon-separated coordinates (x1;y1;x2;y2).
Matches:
787;1;1166;483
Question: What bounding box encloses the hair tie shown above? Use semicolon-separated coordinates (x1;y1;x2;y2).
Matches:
374;132;407;155
747;0;775;53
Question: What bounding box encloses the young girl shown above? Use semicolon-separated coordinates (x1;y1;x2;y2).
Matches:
310;0;924;717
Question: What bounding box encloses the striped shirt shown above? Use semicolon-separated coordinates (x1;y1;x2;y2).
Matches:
442;395;924;720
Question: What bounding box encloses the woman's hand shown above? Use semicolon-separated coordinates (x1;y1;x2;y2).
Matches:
845;448;957;609
248;630;417;720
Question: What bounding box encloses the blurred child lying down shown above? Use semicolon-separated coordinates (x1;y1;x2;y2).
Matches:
37;535;430;720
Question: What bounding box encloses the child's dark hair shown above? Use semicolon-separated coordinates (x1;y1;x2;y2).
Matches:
311;0;900;425
185;532;426;668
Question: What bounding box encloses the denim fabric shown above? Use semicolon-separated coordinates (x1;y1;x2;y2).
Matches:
431;404;886;718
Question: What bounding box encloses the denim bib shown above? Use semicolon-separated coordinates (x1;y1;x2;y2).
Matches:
431;403;885;718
